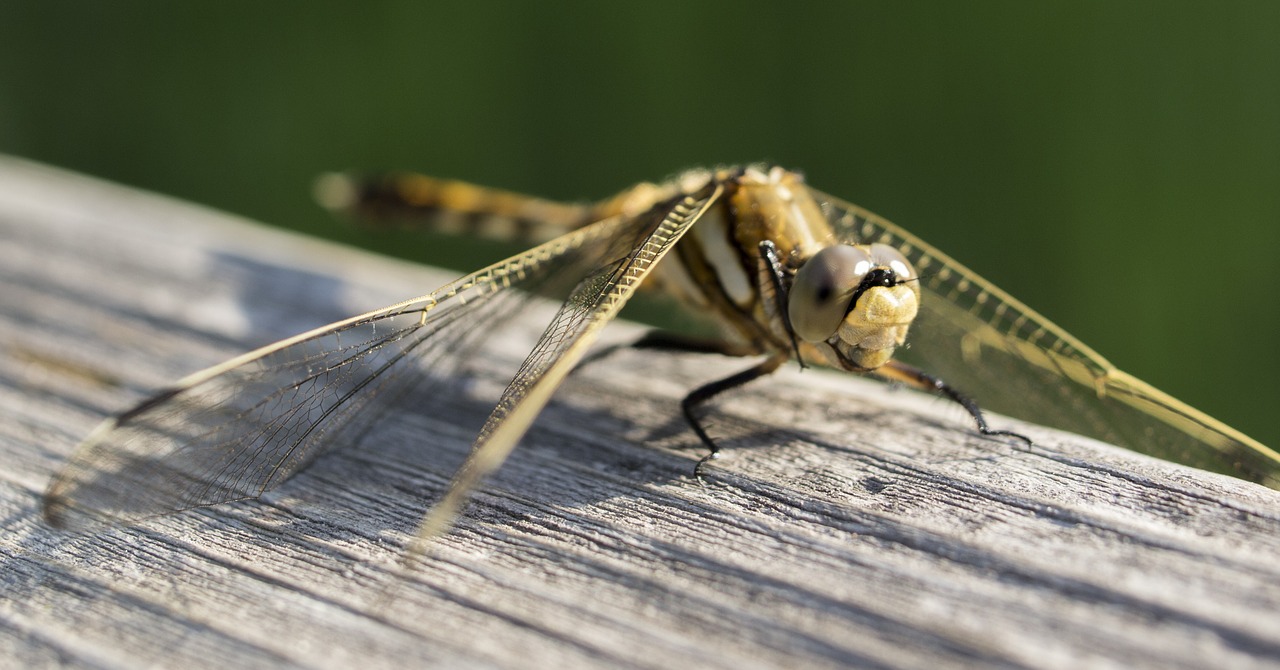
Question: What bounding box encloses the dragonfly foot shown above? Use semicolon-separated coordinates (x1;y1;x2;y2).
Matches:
981;427;1033;446
693;451;720;486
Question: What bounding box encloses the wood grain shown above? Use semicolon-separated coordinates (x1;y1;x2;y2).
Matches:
1;156;1278;669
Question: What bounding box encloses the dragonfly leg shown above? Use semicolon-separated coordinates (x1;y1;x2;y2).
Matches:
684;353;790;483
576;331;761;370
758;240;806;367
874;360;1032;444
631;331;763;357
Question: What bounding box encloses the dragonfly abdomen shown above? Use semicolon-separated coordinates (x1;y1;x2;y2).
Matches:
314;171;598;244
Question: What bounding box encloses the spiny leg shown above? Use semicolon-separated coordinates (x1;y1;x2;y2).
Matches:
683;353;790;482
757;240;805;367
577;330;782;481
875;360;1032;444
575;331;762;371
630;331;763;357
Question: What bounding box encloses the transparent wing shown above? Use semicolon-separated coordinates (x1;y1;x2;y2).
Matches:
43;185;717;530
414;183;723;540
813;189;1280;488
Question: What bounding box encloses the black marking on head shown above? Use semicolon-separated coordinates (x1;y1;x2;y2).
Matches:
847;268;901;315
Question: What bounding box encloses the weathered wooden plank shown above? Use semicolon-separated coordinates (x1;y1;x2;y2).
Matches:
0;155;1278;669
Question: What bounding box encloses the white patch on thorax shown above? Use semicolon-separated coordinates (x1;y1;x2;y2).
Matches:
689;204;754;307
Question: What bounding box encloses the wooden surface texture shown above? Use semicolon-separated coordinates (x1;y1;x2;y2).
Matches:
1;156;1278;669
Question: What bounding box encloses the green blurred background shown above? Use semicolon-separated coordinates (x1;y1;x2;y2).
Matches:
2;2;1277;450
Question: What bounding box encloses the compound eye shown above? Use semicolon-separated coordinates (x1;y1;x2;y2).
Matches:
788;245;873;342
867;244;916;282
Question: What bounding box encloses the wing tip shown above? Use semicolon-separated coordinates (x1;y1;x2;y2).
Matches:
41;493;71;529
40;489;101;532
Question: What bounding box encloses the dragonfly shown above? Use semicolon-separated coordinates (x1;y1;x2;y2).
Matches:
43;165;1280;546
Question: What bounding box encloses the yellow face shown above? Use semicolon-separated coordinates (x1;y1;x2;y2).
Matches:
787;243;920;371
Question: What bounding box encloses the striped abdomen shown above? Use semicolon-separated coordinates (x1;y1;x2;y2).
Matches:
315;171;603;245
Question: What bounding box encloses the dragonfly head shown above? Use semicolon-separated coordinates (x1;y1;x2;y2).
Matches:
788;244;920;370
